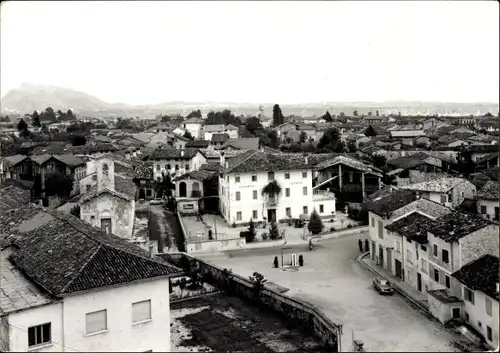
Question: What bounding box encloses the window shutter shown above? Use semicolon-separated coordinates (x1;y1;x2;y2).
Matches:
132;300;152;323
429;263;434;276
86;310;107;334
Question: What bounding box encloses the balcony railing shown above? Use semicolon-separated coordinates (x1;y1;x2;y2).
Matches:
312;189;336;201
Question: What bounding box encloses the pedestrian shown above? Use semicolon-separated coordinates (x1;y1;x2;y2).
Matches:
364;239;369;252
358;239;363;252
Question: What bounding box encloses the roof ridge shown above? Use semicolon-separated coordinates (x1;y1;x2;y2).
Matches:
60;244;103;294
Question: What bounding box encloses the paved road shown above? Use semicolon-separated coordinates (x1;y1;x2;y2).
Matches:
198;234;466;352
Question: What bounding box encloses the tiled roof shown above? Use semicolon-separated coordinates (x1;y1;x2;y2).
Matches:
361;145;385;154
203;124;225;132
226;137;259;150
477;181;499;200
385;212;434;244
452;255;499;301
315;155;383;176
53;154;86;167
6;210;181;297
150;147;199;160
186;140;210;148
114;173;137;199
429;210;494;242
184;118;204;124
367;185;400;200
224;124;239;131
30;154;52;165
68;143;121;154
400;177;468;193
387;152;435;170
211;133;230;143
174;169;219;181
227;150;313;174
476;151;499;165
361;190;415;217
200;163;223;172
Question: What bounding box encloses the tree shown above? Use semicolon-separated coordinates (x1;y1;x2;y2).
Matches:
372;155;387;171
353;110;359;116
267;130;279;149
262;180;282;200
299;131;307;143
183;131;193;139
317;127;345;153
221;268;233;296
71;134;87;146
186;110;202;119
67;109;76;119
45;172;73;199
364;125;377;137
32;111;41;127
41;107;57;123
308;209;324;235
272;104;284;126
247;219;256;242
269;221;279;240
245;117;263;135
17;118;28;133
156;172;175;199
248;272;267;306
347;141;357;152
178;277;187;297
323;111;333;122
41;124;49;134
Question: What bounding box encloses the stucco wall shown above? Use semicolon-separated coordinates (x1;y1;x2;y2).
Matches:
427;294;461;325
0;316;9;352
80;194;135;239
186;238;246;253
459;224;500;268
477;199;499;221
461;288;499;348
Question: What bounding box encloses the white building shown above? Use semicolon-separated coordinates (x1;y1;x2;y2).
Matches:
451;255;499;349
0;203;180;353
477;181;499;222
224;124;239;139
149;147;207;181
182;118;204;139
79;156;136;239
218;150;336;225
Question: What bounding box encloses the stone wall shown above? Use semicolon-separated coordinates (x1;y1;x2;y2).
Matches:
159;253;343;351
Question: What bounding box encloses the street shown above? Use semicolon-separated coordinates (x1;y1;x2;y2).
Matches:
197;234;465;352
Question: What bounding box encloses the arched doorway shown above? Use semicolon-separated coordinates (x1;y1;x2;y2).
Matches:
179;182;187;197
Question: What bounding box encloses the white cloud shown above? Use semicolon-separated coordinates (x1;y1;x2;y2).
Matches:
1;1;498;104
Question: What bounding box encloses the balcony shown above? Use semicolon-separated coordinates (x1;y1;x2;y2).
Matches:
312;189;336;201
266;197;278;207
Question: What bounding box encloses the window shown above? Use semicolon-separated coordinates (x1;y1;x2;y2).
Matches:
486;297;493;316
319;204;324;213
421;258;428;274
395;241;401;252
28;323;51;347
378;220;383;239
86;185;91;192
371;217;374;227
185;164;189;171
286;207;291;217
268;172;274;180
285;188;290;197
86;309;107;335
495;207;499;221
236;191;241;201
406;238;412;243
252;210;258;219
440;195;446;204
421;245;427;252
235;176;240;183
480;205;487;214
465;312;469;322
156;164;160;171
487;326;492;341
464;287;475;304
303;187;308;196
433;244;438;257
132;300;152;324
221;186;225;196
252;175;257;182
445;275;450;288
303;206;308;215
442;249;449;263
285;172;290;179
253;190;257;200
448;193;452;202
302;171;307;178
236;211;242;221
406;249;412;262
433;268;439;282
167;164;171;170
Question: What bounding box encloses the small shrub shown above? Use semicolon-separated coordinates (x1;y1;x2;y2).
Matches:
261;232;269;240
298;254;304;266
247;219;256;242
294;218;305;228
273;256;279;268
330;227;336;232
269;221;279;240
232;222;236;228
308;209;324;235
347;224;353;229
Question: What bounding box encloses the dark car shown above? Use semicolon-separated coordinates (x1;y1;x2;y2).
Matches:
373;276;393;295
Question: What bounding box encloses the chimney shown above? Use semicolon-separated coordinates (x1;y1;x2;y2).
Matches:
496;282;499;293
220;151;225;167
180;148;184;157
148;240;158;258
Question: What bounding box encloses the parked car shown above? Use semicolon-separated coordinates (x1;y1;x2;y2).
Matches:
373;276;393;295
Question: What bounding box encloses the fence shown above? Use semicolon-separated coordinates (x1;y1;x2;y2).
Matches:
158;252;343;352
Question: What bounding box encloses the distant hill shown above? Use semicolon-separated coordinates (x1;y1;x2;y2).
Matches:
1;83;498;118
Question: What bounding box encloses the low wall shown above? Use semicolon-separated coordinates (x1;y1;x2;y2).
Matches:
159;252;343;352
186;237;246;254
316;225;369;240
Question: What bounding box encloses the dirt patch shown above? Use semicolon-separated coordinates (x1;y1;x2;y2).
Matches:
171;295;331;352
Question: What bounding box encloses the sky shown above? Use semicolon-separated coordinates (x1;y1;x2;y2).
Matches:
1;1;499;105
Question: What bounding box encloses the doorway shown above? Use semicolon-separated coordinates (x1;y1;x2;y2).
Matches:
267;209;277;222
378;246;384;267
179;182;187;198
139;189;146;200
395;259;402;278
100;218;112;234
386;248;392;273
452;308;460;319
417;273;422;292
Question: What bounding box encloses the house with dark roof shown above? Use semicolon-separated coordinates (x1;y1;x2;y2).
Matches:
476;181;499;222
451;255;499;348
218;150;334;224
182;117;204;139
173;168;219;214
148;147;207;181
210;133;230;147
223;124;239;139
422;211;499;325
133;161;156;201
185;139;210;149
202;124;225;141
0;205;180;352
